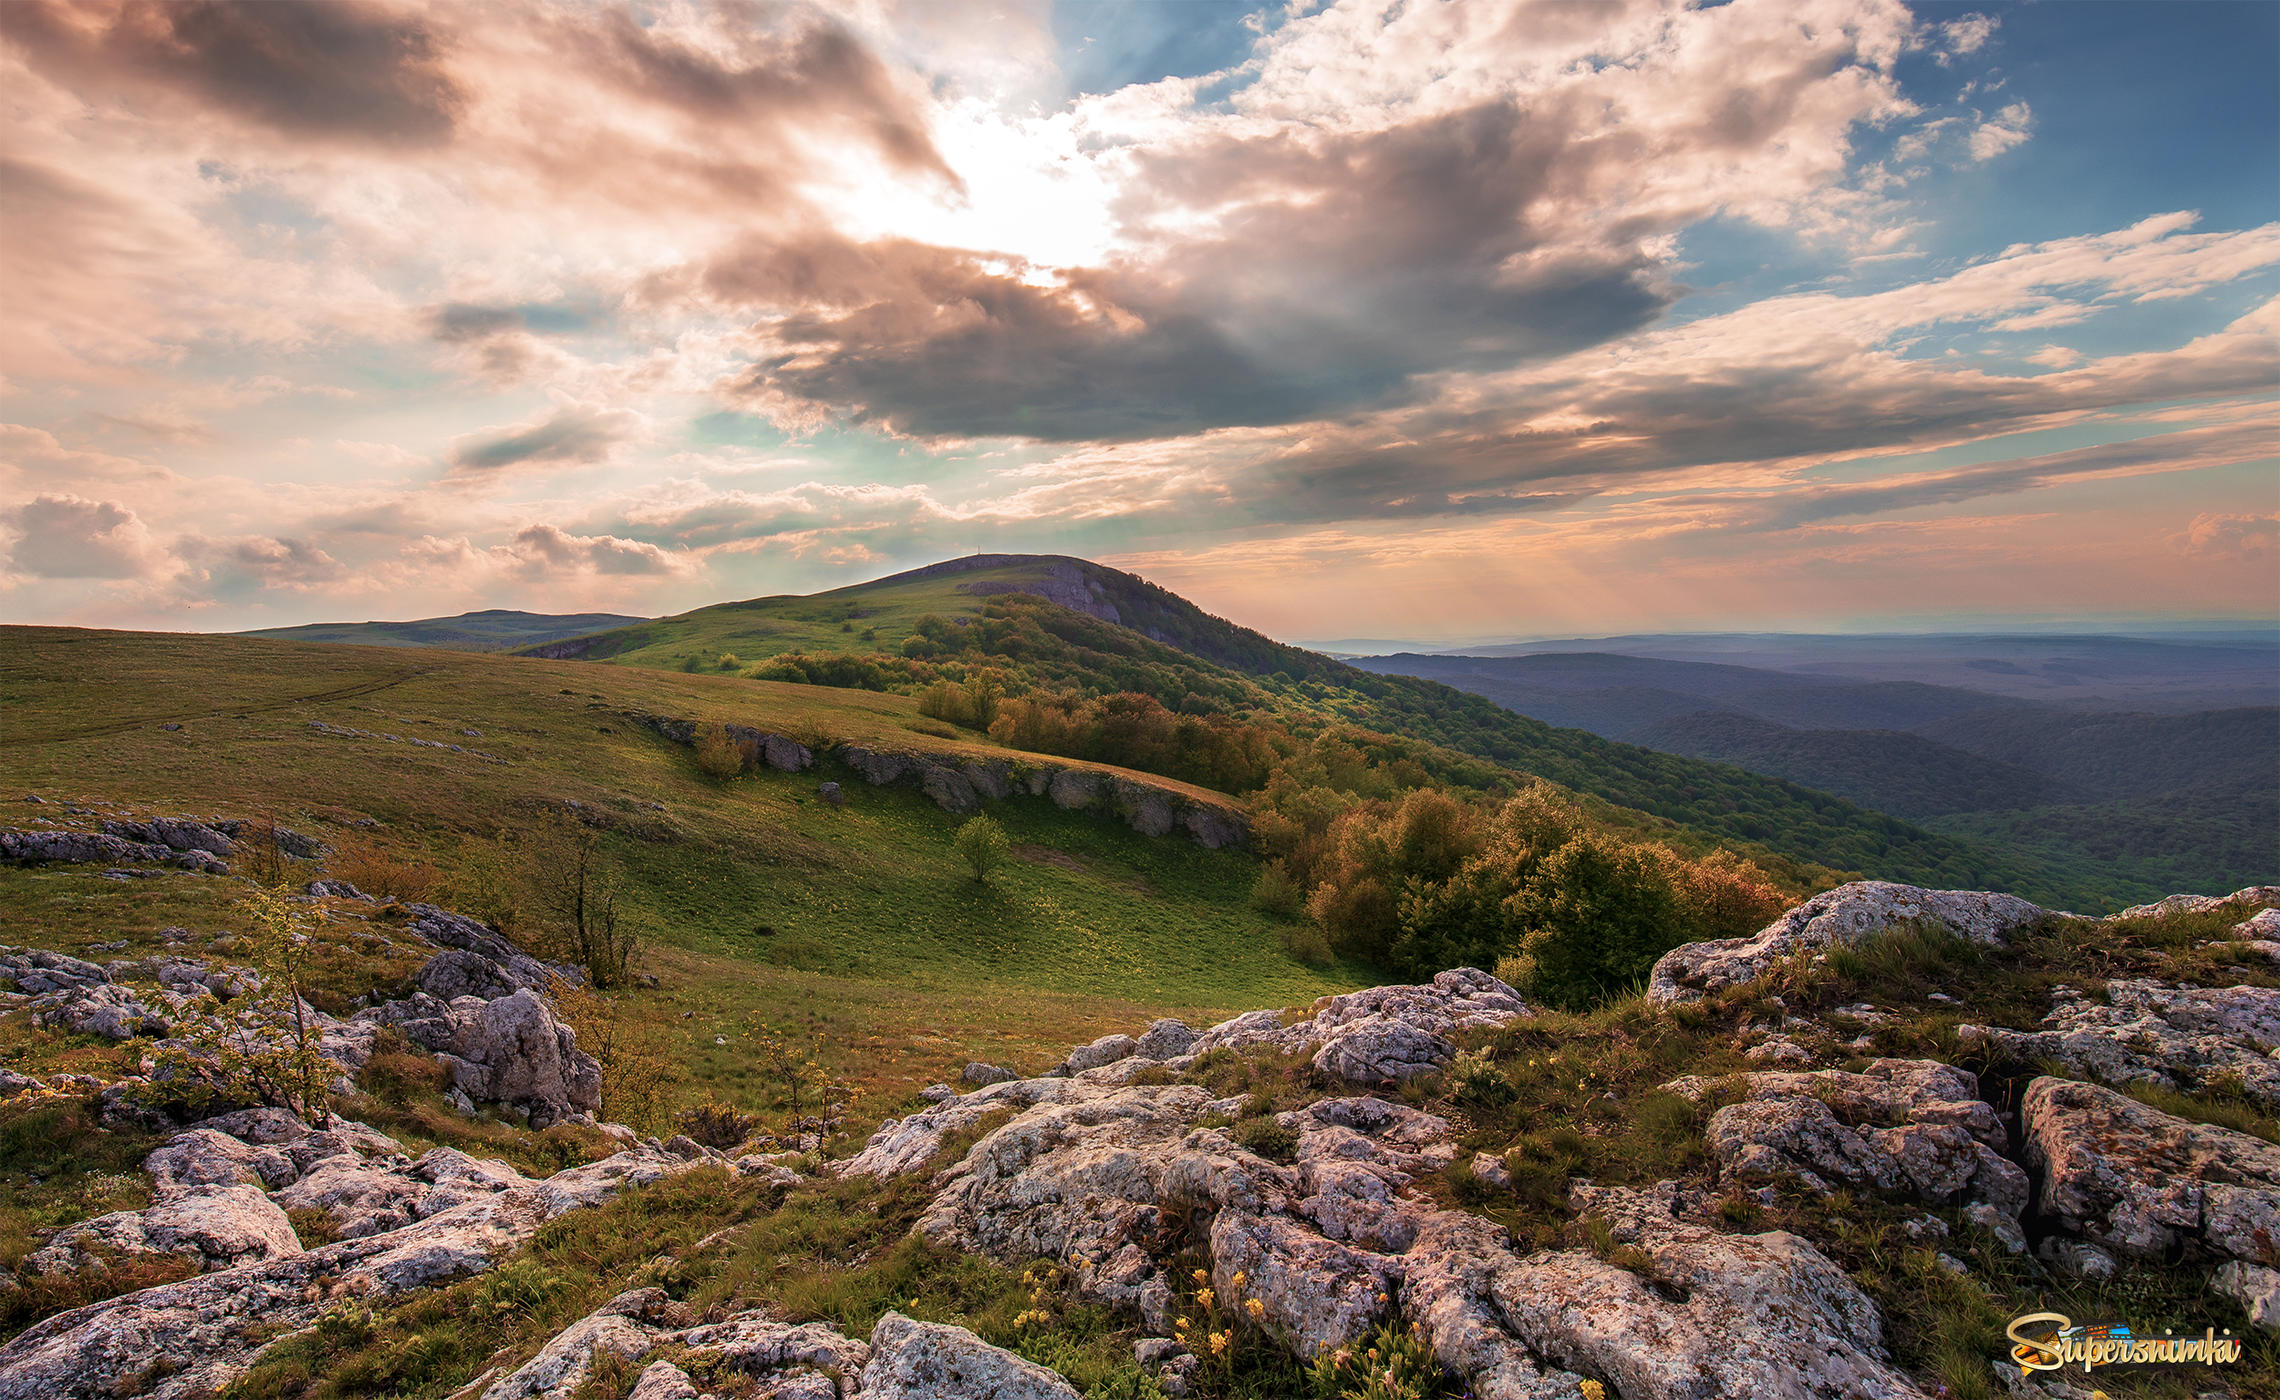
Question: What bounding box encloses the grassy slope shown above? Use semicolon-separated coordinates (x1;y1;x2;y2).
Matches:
235;611;646;651
540;557;2105;908
0;626;1362;1112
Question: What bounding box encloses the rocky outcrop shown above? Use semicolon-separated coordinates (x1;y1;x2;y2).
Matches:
0;947;111;993
400;903;570;993
1961;980;2280;1112
0;829;225;873
31;982;173;1039
1648;881;2049;1004
364;988;600;1127
416;948;526;1002
1666;1059;2028;1219
481;1288;682;1400
0;1140;706;1400
2113;886;2280;921
1173;968;1533;1086
2020;1076;2280;1266
830;740;1250;850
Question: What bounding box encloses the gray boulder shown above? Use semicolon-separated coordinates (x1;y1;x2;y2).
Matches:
481;1288;673;1399
2021;1075;2280;1264
861;1312;1079;1400
1135;1018;1198;1060
0;947;110;993
962;1061;1018;1087
416;949;523;1002
1062;1033;1140;1074
31;982;171;1039
2114;886;2280;921
27;1185;301;1276
376;988;601;1127
103;818;235;857
1670;1059;2027;1218
1649;881;2049;1004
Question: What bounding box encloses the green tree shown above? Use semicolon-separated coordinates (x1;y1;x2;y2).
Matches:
1519;833;1686;1010
954;814;1010;883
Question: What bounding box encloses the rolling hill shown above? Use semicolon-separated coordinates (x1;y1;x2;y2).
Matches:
519;555;2109;907
236;609;646;651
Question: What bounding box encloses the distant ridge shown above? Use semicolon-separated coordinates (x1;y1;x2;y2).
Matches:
235;609;647;652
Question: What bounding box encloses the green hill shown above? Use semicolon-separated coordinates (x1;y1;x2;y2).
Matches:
237;609;646;651
532;555;2106;908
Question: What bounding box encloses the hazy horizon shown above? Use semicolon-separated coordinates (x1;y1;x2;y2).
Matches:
3;0;2274;639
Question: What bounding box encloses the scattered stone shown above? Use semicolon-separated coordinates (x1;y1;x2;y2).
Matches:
31;982;172;1039
0;947;112;993
1471;1150;1513;1189
1649;881;2049;1004
962;1061;1018;1087
481;1289;673;1400
1134;1018;1198;1061
817;781;844;807
1061;1033;1139;1074
918;1083;957;1104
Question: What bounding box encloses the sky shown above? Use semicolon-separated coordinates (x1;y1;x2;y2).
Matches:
2;0;2275;645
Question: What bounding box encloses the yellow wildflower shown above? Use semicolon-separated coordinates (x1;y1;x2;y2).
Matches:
1245;1297;1267;1320
1580;1381;1607;1400
1210;1331;1231;1355
1197;1288;1215;1309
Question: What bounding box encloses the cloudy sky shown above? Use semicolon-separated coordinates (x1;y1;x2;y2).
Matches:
3;0;2274;643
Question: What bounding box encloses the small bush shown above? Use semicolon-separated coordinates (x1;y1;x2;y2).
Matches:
326;841;441;903
1248;864;1304;917
692;723;750;781
1229;1116;1298;1163
1277;922;1332;966
677;1100;762;1150
954;815;1010;884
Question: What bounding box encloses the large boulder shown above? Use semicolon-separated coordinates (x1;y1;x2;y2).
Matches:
861;1312;1079;1400
1961;980;2280;1112
2113;886;2280;921
2020;1076;2280;1264
102;818;236;857
481;1289;676;1400
1490;1183;1928;1399
1648;881;2049;1004
1668;1059;2027;1218
416;949;524;1002
27;1185;301;1276
1306;968;1533;1085
399;904;567;992
0;828;224;872
374;988;601;1127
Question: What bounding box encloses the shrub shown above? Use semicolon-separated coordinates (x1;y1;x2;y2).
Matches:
1229;1116;1298;1163
1277;922;1332;966
1517;832;1686;1011
954;815;1009;884
692;723;750;781
1248;863;1304;917
325;841;440;903
676;1099;762;1150
521;815;641;988
547;975;676;1132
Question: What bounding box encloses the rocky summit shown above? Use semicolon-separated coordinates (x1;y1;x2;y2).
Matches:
4;873;2279;1397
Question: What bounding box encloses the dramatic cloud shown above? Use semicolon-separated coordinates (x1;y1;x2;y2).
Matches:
0;0;2271;633
0;0;465;147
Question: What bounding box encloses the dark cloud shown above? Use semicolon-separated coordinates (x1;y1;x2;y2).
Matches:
712;101;1672;442
0;0;465;147
449;409;628;473
575;7;958;188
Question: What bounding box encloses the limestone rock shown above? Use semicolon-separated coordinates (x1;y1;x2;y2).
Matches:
1306;969;1533;1085
482;1289;671;1399
0;1142;705;1400
1211;1209;1401;1357
661;1313;868;1392
626;1362;703;1400
415;949;527;1002
2236;907;2280;940
28;1185;301;1276
2214;1261;2280;1330
1497;1184;1928;1399
1063;1033;1139;1073
860;1311;1079;1399
962;1061;1018;1087
145;1128;298;1192
376;987;601;1126
31;982;171;1039
1649;881;2048;1004
0;947;110;993
1960;980;2280;1112
1678;1059;2027;1217
2021;1075;2280;1264
2114;886;2280;921
1135;1019;1199;1060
